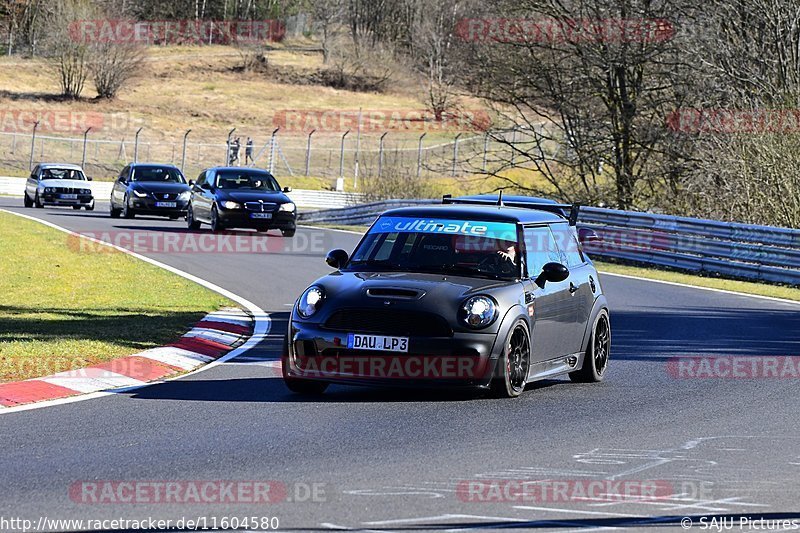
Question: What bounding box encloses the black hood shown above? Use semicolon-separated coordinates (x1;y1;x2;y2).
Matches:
215;189;291;204
132;181;190;193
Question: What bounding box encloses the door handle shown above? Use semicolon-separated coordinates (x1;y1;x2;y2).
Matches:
569;282;579;294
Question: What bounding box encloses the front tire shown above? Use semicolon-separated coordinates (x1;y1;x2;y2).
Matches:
187;205;201;230
85;201;94;211
281;228;296;238
210;205;224;232
72;205;82;210
24;193;33;208
34;192;43;208
490;320;531;398
122;196;134;218
569;309;610;383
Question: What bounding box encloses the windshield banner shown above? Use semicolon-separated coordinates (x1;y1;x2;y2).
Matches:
371;217;517;239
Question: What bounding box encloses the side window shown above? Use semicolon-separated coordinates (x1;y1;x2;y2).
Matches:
118;166;129;182
195;171;207;188
550;223;584;268
30;166;39;180
523;226;561;277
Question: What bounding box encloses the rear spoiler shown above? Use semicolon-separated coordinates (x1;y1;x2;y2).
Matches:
442;193;580;226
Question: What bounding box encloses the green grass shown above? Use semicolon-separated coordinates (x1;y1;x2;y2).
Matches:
0;211;234;382
303;223;800;301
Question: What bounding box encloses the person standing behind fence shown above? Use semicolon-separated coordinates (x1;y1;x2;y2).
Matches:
230;137;241;166
245;137;254;165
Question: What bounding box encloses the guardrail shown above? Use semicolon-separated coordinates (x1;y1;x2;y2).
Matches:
298;199;800;286
0;176;363;210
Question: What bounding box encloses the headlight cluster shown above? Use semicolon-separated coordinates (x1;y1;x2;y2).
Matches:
221;200;242;210
178;191;191;201
297;286;324;318
44;187;55;194
132;189;148;198
461;295;498;329
80;188;91;194
279;202;296;213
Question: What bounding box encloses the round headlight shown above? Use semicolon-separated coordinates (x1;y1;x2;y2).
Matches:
461;295;498;329
297;286;325;318
45;187;55;193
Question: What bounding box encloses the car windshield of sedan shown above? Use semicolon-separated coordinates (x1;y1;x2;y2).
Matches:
40;168;85;180
131;167;185;183
348;216;520;280
215;171;279;191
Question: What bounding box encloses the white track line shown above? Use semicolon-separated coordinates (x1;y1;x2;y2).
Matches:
0;208;270;415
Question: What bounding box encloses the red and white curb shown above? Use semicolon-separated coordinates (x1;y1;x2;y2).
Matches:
0;307;253;409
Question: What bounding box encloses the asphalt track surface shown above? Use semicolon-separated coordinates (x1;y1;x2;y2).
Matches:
1;197;799;532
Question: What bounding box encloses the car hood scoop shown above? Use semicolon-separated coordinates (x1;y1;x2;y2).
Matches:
365;287;424;300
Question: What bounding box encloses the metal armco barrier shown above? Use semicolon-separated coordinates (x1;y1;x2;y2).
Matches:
298;199;800;286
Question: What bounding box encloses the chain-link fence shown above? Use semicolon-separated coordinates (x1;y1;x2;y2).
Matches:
0;126;556;190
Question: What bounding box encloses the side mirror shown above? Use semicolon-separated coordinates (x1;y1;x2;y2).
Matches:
325;249;349;269
578;227;600;243
86;176;93;181
535;262;569;288
188;180;195;186
283;186;292;193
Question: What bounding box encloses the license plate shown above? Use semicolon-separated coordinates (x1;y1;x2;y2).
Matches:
61;194;77;200
250;212;272;219
155;201;177;208
347;333;409;353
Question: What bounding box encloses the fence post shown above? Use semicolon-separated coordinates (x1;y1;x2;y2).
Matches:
29;121;40;170
416;132;426;178
510;127;518;166
452;133;462;177
305;129;315;176
268;127;279;174
336;130;350;191
225;127;236;165
81;127;92;169
134;127;143;163
378;131;388;179
354;107;362;189
181;129;192;173
482;132;490;172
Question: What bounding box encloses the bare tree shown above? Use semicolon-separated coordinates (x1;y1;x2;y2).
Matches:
44;0;93;98
309;0;345;64
91;40;146;99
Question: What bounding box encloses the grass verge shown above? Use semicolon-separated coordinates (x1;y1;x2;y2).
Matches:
0;210;234;382
303;222;800;302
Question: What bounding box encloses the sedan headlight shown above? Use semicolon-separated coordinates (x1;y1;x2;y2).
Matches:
178;191;191;201
132;189;148;198
221;200;242;210
44;187;55;194
297;286;325;318
460;295;498;329
279;202;296;213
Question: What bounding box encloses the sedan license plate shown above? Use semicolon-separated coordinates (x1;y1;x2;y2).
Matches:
347;333;409;353
61;194;78;200
155;201;177;208
250;212;273;219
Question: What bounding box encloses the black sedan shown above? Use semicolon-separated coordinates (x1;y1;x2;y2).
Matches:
110;164;191;219
186;167;297;236
284;196;610;398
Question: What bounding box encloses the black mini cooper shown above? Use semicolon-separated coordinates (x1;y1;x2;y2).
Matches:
186;167;296;236
284;195;610;398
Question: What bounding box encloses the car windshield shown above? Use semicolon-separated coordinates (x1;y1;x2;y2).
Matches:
131;167;185;183
215;171;279;191
40;168;85;180
348;216;520;280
